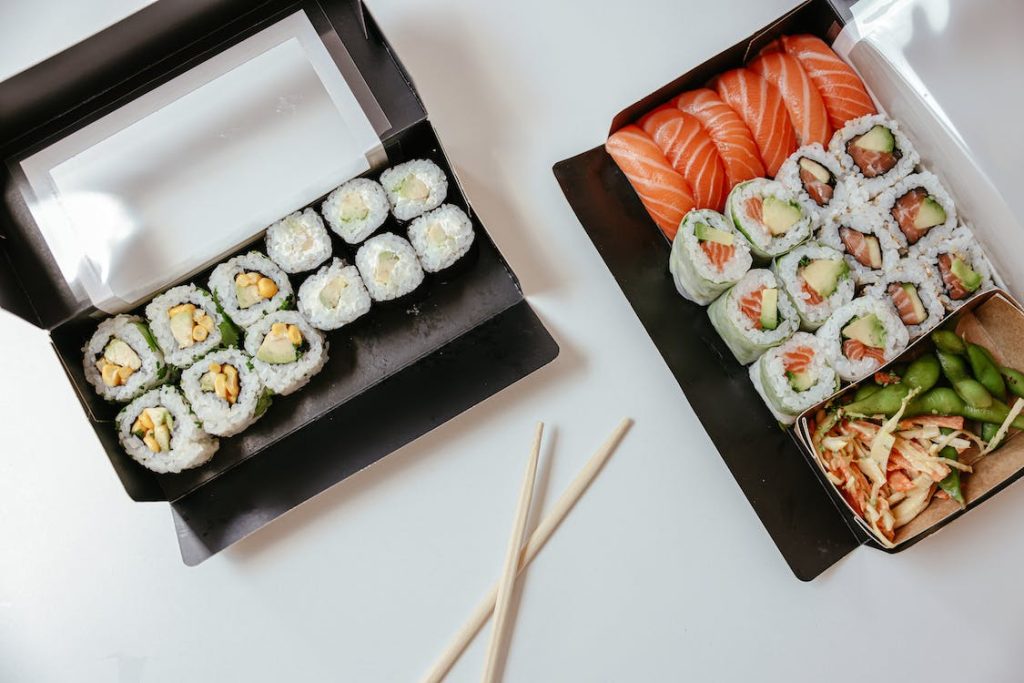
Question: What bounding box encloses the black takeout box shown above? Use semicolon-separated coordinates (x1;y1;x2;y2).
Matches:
0;0;558;564
553;0;1022;580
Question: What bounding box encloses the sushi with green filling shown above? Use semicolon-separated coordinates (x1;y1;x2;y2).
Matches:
208;252;293;328
265;208;332;274
297;258;372;331
749;332;838;424
829;114;918;197
708;269;799;364
818;204;902;287
83;315;168;402
117;386;218;473
669;209;752;305
146;285;239;368
726;179;811;261
355;233;424;302
244;311;328;396
772;242;853;331
815;296;909;381
321;178;389;245
180;348;270;437
380;159;448;221
865;258;945;339
875;171;956;251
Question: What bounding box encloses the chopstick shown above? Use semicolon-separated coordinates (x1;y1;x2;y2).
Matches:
421;418;633;683
481;422;543;683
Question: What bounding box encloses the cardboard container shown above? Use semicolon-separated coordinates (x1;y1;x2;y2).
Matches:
0;0;558;564
553;0;1023;579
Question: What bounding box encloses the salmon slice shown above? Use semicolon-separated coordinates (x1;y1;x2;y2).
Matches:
780;34;877;129
605;125;696;239
748;51;831;147
843;338;886;365
887;283;926;325
744;196;764;224
891;188;929;244
639;108;728;210
799;162;834;206
714;68;797;177
839;227;880;269
801;278;824;305
937;253;969;300
847;137;898;178
699;240;735;272
783;345;815;374
738;285;766;329
673;88;765;187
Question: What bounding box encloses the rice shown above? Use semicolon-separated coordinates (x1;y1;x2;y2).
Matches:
874;171;957;253
116;386;218;473
83;315;169;402
180;348;269;437
669;209;752;305
244;310;328;396
750;332;837;424
355;233;424;302
829;114;919;197
865;258;946;339
912;225;996;311
407;204;475;272
772;242;854;331
145;285;238;368
321;177;389;244
380;159;448;220
297;258;372;331
815;295;909;382
775;143;849;223
817;203;903;287
726;179;812;262
208;252;293;328
707;269;798;365
265;208;332;273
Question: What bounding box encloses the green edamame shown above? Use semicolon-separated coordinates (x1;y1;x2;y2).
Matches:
981;422;1002;450
844;383;912;417
852;383;883;403
966;343;1006;401
938;444;965;507
908;389;1024;428
937;350;993;408
999;366;1024;399
904;353;940;392
931;330;966;355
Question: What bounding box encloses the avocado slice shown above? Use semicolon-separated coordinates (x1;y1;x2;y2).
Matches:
693;222;734;245
798;157;831;184
801;259;848;298
950;256;983;293
397;174;429;201
913;196;946;230
153;424;171;451
864;235;883;269
236;283;261;309
104;338;142;370
787;370;816;392
760;288;779;331
375;251;400;284
169;309;196;348
842;314;886;348
318;276;348;309
762;196;802;236
339;192;369;221
851;125;895;153
899;283;927;324
256;332;298;364
199;372;216;392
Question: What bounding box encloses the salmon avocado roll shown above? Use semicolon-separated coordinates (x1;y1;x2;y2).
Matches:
772;242;853;331
914;226;995;311
830;115;918;197
818;204;902;287
726;179;812;262
875;171;956;250
865;258;945;339
815;296;909;382
669;209;752;305
775;144;849;222
749;332;837;424
708;269;798;364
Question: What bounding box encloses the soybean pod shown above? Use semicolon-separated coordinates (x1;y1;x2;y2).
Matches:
999;366;1024;399
931;330;966;355
966;343;1006;401
936;350;993;409
938;444;965;508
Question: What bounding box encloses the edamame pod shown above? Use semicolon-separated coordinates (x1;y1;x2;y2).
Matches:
853;383;883;403
904;353;940;392
981;422;1002;451
938;444;965;508
937;350;993;408
844;383;912;416
931;330;966;355
966;343;1006;401
998;366;1024;400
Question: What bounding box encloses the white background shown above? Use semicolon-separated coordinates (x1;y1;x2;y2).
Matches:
3;1;1023;682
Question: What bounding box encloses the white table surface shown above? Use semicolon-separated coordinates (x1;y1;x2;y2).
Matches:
3;1;1024;681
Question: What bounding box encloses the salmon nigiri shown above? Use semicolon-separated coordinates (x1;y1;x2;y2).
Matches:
639;108;728;211
674;88;765;187
779;34;876;129
714;68;797;177
748;51;831;147
605;125;696;239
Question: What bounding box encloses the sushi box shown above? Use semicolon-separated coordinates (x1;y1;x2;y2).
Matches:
0;0;558;565
553;0;1024;580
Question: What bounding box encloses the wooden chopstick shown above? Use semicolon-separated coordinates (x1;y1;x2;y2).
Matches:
481;422;543;683
421;418;633;683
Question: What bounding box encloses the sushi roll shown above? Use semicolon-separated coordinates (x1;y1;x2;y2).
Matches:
818;204;902;287
180;348;270;437
244;311;328;396
772;242;853;331
707;269;799;365
208;252;293;328
297;258;372;331
145;285;239;368
355;233;424;302
775;144;847;220
321;178;389;245
265;208;332;274
865;258;946;339
749;332;838;424
726;179;812;262
914;226;995;311
380;159;448;220
829;115;918;197
407;204;475;272
83;315;168;402
669;209;753;305
874;171;956;251
815;296;909;382
117;386;218;473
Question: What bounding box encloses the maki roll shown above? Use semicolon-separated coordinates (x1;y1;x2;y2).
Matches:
181;348;270;437
407;204;475;272
772;242;853;331
209;252;293;328
145;285;239;368
708;269;799;365
244;311;328;396
818;205;902;287
726;179;811;262
915;226;995;310
380;159;448;220
117;386;218;473
815;296;909;381
83;315;168;402
321;178;389;244
829;115;918;197
355;234;425;302
297;258;372;331
749;332;838;424
775;144;846;220
265;208;332;274
875;171;956;250
865;258;945;338
670;209;753;305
